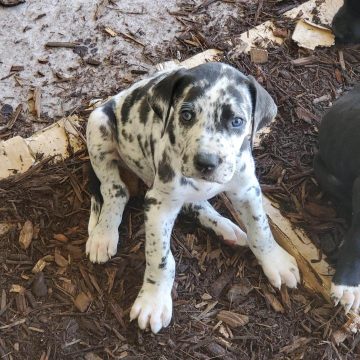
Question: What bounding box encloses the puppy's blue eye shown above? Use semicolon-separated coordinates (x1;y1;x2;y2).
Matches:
231;117;244;128
181;110;193;122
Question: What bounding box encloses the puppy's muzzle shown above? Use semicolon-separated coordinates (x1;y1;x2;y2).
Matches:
194;152;221;175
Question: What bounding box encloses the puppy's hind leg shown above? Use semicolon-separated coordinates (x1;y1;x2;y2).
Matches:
183;201;248;247
86;106;130;263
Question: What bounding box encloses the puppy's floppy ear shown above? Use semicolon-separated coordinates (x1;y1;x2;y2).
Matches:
247;75;277;145
148;68;188;136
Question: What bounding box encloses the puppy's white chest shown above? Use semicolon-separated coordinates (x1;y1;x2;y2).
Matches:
181;179;226;202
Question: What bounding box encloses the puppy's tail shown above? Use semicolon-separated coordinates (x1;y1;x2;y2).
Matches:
88;163;103;235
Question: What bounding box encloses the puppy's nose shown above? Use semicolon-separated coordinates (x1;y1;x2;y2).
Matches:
194;153;220;173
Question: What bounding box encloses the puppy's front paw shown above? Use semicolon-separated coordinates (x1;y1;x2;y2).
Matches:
331;283;360;314
216;218;248;247
130;287;172;334
259;245;300;289
86;225;118;263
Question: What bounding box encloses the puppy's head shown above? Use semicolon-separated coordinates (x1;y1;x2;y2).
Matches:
332;2;360;44
148;62;277;184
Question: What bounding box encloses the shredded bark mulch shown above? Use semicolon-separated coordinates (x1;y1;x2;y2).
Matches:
0;154;357;360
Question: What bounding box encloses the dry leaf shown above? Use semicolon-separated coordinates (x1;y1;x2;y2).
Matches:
19;220;33;250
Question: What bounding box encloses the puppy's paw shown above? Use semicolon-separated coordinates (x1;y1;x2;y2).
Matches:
331;283;360;314
86;225;118;263
130;287;172;334
216;218;248;247
259;245;300;289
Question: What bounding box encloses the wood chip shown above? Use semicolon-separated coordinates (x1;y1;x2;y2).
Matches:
209;268;236;298
104;27;117;37
1;290;6;311
53;233;69;242
291;56;316;66
0;0;25;6
34;87;41;118
304;202;337;218
10;65;24;72
19;220;33;250
332;329;348;345
74;292;91;312
227;280;253;304
10;284;25;293
109;301;126;329
313;94;331;104
280;336;311;353
86;58;101;66
45;41;80;48
262;287;285;313
273;28;288;38
32;258;48;273
250;48;268;64
54;251;69;267
217;310;249;328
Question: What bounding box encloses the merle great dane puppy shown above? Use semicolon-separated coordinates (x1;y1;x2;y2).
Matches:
314;85;360;314
86;62;300;333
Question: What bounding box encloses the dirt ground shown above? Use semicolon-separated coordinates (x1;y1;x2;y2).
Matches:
2;0;360;359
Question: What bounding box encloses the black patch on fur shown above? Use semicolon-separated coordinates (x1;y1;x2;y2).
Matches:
180;177;199;191
139;98;150;125
88;163;103;205
166;114;176;145
99;125;109;139
121;128;130;141
252;215;260;221
113;184;127;198
144;197;158;212
121;78;158;124
158;152;175;183
137;134;147;158
102;100;118;140
158;256;167;269
182;86;205;104
219;103;233;131
146;278;156;284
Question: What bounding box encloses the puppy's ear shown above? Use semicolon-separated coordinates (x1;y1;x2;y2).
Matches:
247;75;277;145
148;68;187;136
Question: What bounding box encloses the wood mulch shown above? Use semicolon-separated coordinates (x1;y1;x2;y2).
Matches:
1;0;360;359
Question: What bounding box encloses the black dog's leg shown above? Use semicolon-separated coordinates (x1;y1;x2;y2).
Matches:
331;177;360;313
313;154;349;201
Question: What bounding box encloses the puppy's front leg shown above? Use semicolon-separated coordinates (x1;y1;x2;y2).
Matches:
227;166;300;289
130;189;182;333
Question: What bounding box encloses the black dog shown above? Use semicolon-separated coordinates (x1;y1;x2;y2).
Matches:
332;0;360;44
314;85;360;313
